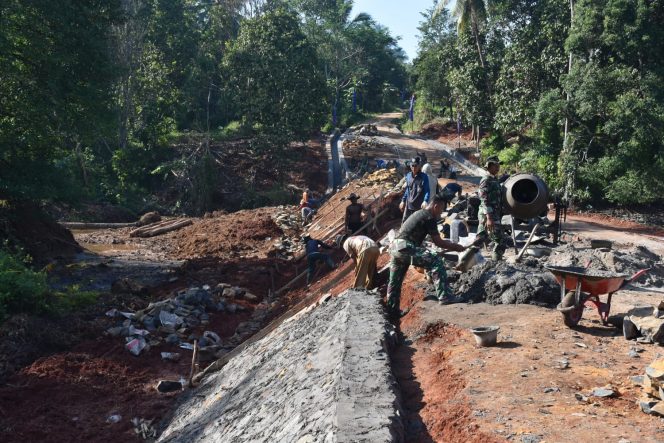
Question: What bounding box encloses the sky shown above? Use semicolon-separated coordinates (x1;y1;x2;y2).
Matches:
351;0;437;61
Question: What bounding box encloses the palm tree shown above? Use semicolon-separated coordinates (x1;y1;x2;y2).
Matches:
436;0;490;68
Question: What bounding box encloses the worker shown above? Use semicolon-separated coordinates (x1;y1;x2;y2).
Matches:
399;157;430;223
302;234;336;285
343;235;380;289
345;193;364;234
387;194;466;318
421;162;439;198
441;178;463;201
475;156;506;260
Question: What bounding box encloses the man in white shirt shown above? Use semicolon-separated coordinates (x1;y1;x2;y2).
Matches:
343;235;380;289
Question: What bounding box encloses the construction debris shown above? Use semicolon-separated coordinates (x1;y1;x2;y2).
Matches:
357;168;402;189
623;304;664;344
636;359;664;417
348;124;379;136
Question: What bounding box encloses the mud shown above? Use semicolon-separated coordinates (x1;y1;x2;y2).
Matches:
547;243;664;287
453;259;559;306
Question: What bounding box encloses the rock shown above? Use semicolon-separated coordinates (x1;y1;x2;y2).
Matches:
126;337;147;356
160;352;181;362
222;287;236;299
226;304;238;314
639;397;659;414
165;333;180;345
626;306;664;344
628;349;640;358
648;401;664;417
630;375;645;386
591;387;615;398
137;211;161;227
623;317;639;340
156;380;182;393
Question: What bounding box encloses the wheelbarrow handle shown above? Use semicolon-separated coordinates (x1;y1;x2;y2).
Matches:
622;268;650;289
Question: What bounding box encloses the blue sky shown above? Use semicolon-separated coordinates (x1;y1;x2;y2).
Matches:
351;0;438;61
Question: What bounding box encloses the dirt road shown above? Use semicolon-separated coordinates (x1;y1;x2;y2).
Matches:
364;113;664;442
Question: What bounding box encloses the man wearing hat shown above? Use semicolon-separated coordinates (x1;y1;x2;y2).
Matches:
476;155;506;260
345;193;365;234
399;156;430;223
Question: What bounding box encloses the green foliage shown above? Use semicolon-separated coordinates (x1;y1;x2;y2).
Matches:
0;248;98;322
224;9;327;142
0;249;49;321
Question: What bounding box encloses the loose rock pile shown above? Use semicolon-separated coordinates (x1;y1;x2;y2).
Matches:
358;168;402;189
106;284;259;359
623;303;664;344
269;207;304;258
635;359;664;417
348;124;379;136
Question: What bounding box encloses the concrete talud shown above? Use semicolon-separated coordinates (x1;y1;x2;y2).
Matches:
157;290;403;442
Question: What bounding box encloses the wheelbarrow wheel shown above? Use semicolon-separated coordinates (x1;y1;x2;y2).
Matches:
559;291;584;327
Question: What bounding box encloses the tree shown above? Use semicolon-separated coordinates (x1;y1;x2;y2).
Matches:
223;8;327;142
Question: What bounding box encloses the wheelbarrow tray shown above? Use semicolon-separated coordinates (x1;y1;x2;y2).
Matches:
545;265;628;296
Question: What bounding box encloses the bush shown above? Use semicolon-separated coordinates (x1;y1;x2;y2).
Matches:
0;249;98;322
0;249;49;320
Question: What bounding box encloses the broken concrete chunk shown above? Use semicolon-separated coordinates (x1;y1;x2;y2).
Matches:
160;352;181;362
126;337;147;356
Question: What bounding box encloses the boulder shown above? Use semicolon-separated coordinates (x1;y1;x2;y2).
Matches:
137;211;161;227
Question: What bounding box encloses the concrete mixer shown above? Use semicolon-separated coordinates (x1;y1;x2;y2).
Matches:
502;173;549;219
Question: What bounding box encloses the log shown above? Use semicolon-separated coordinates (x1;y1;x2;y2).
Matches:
61;222;136;229
129;219;192;238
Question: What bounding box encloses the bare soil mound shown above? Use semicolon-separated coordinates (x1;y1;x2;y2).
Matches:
166;209;284;260
0;199;81;263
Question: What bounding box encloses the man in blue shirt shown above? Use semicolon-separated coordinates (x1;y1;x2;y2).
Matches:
399;157;430;223
302;234;336;285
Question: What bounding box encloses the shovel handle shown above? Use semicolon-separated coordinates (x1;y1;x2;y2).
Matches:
624;268;650;287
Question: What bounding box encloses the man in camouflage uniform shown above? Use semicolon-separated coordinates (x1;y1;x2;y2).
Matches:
475;156;506;260
387;194;466;318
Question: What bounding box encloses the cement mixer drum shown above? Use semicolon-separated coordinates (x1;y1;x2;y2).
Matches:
503;173;549;219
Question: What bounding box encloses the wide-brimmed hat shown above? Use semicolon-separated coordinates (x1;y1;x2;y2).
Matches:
347;193;359;201
410;156;422;166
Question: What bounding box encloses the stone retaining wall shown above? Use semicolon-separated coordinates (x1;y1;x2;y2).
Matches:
158;290;403;442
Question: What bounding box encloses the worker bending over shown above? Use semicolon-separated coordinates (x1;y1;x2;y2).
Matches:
302;234;336;286
343;235;380;289
387;195;466;318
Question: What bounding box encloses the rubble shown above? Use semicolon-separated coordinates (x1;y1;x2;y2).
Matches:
357;167;402;189
623;305;664;344
546;243;664;287
636;359;664;417
105;283;261;359
348;124;379;136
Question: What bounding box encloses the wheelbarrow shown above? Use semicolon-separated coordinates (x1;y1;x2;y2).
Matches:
545;265;650;328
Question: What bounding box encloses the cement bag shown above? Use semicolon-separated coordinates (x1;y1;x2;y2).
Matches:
456;246;485;272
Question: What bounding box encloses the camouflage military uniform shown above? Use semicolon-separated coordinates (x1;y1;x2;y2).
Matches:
476;172;506;260
386;209;450;315
387;243;449;313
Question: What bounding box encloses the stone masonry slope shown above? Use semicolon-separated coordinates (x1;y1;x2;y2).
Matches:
157;290;402;442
